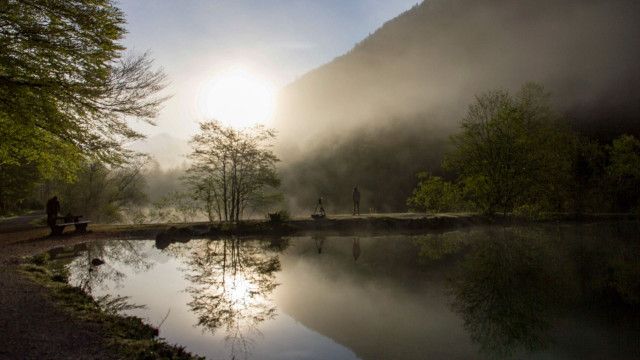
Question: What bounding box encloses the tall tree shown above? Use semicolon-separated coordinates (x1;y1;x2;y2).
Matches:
0;0;167;212
445;83;574;215
186;121;280;223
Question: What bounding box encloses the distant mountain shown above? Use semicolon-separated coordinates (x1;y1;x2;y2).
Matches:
274;0;640;212
129;133;190;169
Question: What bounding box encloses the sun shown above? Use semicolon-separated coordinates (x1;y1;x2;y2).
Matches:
197;68;276;128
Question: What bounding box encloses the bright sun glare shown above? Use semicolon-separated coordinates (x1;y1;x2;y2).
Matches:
197;68;276;128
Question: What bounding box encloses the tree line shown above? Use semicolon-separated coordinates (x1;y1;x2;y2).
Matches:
3;1;638;221
1;0;281;222
408;83;640;216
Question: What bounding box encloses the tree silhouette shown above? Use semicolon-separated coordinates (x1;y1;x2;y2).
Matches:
186;121;280;223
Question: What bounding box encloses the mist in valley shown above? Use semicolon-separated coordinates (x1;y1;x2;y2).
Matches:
110;0;640;218
273;0;640;213
7;0;640;220
5;1;640;359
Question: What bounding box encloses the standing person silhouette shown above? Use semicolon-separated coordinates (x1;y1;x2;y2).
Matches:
314;197;326;218
46;196;61;233
352;186;361;216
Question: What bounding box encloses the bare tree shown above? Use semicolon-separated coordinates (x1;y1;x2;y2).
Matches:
185;121;280;223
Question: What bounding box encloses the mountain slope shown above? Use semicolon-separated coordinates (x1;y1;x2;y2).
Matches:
275;0;640;212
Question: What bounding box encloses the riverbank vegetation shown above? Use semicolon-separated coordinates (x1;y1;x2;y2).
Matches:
19;254;202;359
408;83;640;217
2;1;639;222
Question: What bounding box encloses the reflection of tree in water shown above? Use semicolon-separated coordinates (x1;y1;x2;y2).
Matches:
66;240;154;293
412;231;468;264
438;225;640;358
183;238;284;360
449;228;563;357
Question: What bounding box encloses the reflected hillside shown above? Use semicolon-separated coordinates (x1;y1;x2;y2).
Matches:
276;0;640;212
275;225;640;359
274;234;476;360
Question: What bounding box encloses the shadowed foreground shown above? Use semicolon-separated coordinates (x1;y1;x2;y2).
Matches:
0;267;114;360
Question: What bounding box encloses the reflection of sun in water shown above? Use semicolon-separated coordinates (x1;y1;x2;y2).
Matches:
197;68;276;128
229;275;252;303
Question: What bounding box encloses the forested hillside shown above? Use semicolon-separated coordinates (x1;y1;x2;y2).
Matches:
275;0;640;213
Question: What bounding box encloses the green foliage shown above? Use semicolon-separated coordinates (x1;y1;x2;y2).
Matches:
413;232;466;264
30;252;50;266
512;203;549;221
96;294;146;316
445;83;575;215
409;83;640;216
606;134;640;212
607;135;640;178
268;210;290;223
566;136;608;214
407;172;465;213
46;158;149;223
0;0;167;214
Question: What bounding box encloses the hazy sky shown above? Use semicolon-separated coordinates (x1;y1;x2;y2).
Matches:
118;0;419;140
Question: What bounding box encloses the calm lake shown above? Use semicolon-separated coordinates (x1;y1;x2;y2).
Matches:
50;223;640;359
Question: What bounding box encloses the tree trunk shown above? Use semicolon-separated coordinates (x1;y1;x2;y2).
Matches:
222;160;228;222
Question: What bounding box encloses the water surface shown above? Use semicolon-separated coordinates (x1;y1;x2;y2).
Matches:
51;223;640;359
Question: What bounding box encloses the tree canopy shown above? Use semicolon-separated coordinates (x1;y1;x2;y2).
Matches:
0;0;167;212
444;83;573;215
409;83;640;216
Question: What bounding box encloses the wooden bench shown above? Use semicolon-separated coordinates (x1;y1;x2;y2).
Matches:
51;216;91;235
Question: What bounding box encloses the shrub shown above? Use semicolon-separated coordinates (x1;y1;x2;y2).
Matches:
407;172;465;213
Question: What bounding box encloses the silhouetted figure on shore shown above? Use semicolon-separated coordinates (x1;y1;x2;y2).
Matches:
352;237;361;261
352;186;361;215
313;197;326;218
46;196;60;232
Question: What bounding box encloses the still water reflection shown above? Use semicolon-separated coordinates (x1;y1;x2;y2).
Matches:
52;223;640;359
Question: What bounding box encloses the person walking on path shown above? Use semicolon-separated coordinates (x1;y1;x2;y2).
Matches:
46;196;61;233
352;186;361;215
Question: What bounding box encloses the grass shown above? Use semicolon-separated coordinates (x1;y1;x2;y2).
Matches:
19;255;203;360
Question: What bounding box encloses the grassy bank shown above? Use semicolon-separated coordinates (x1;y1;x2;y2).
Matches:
18;254;203;360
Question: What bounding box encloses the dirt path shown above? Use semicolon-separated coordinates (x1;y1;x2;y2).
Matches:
0;226;117;360
0;266;116;360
